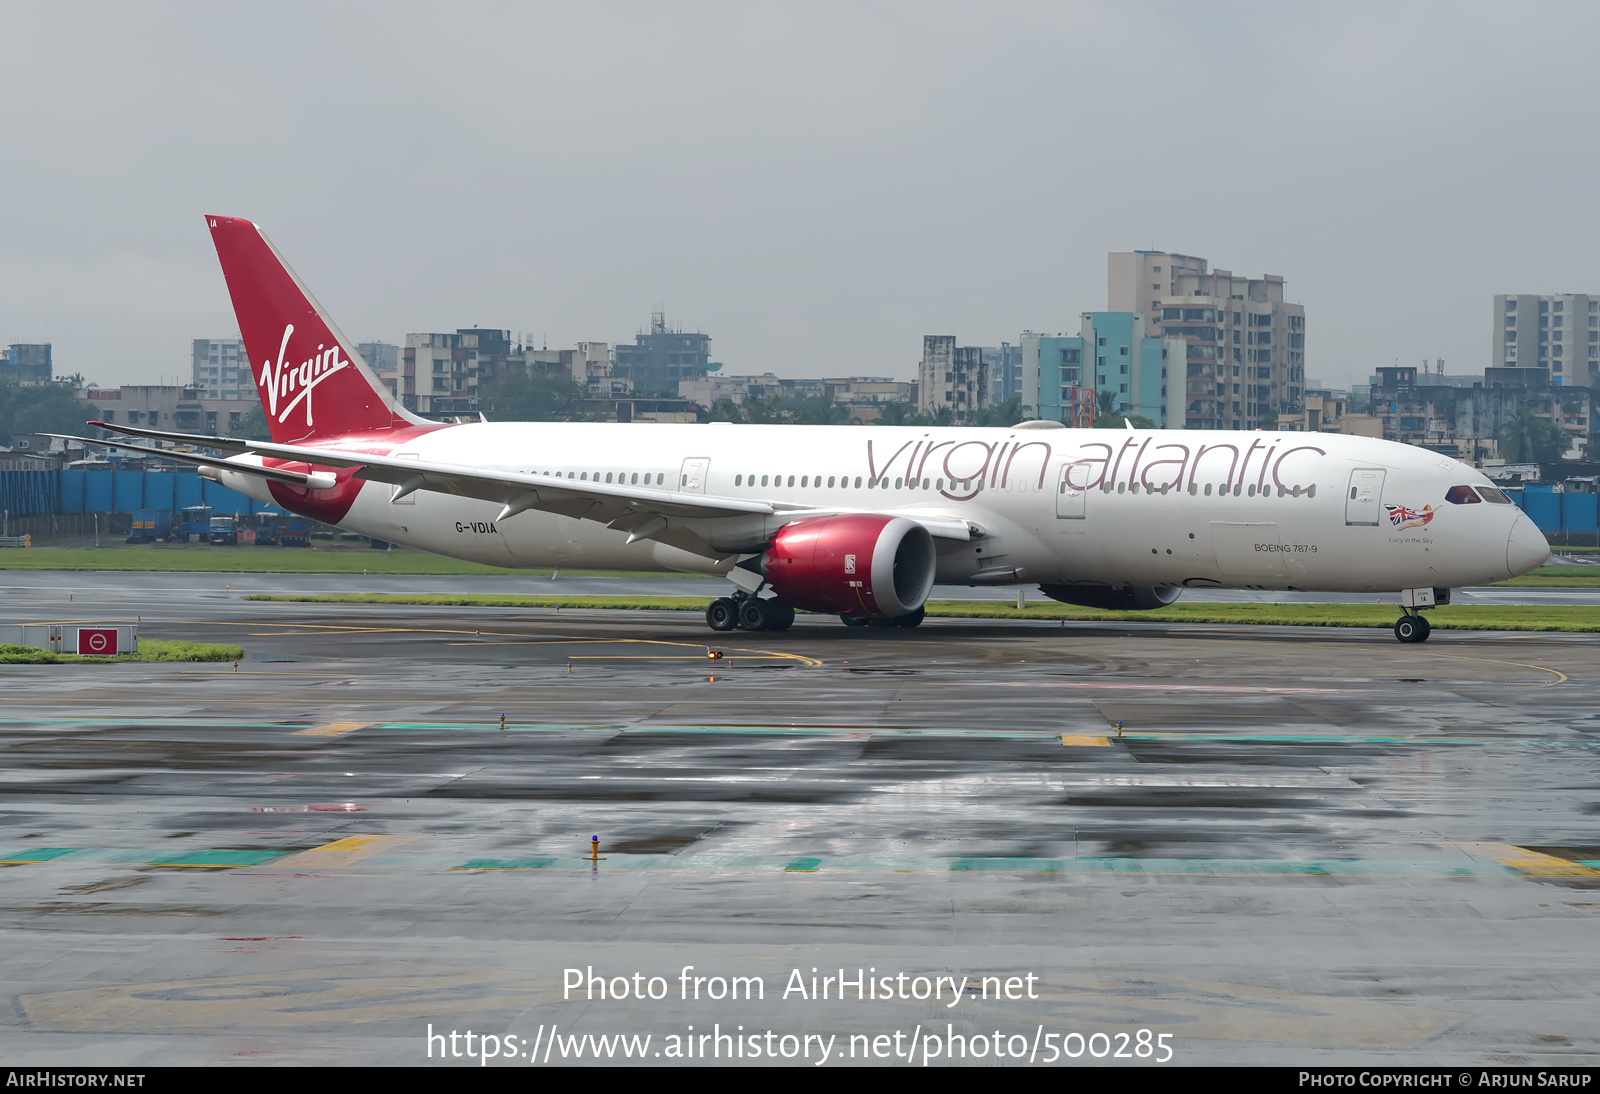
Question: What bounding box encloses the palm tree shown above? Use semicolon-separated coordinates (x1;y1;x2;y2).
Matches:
1500;405;1567;463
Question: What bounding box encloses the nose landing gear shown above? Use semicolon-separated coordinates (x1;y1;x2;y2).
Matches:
1394;612;1432;643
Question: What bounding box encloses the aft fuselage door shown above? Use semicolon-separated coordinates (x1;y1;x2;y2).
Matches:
1345;468;1386;525
679;457;711;495
1056;462;1087;518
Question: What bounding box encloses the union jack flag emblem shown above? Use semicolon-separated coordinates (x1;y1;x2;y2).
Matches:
1385;503;1435;530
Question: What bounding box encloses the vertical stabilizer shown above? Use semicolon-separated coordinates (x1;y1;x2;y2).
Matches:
205;215;424;443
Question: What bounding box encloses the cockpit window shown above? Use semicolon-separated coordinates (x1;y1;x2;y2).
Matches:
1445;485;1482;505
1476;486;1513;504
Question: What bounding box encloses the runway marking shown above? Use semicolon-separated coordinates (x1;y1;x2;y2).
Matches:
1450;842;1600;879
1059;735;1112;746
270;834;415;870
446;636;824;668
293;722;372;737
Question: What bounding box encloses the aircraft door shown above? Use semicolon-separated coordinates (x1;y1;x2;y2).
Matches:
1055;462;1087;518
679;457;711;495
1345;468;1386;526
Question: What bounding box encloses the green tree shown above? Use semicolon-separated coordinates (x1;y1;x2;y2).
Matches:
871;401;913;426
966;396;1025;428
0;381;93;446
1090;388;1153;429
479;369;589;421
1500;405;1567;463
228;405;272;441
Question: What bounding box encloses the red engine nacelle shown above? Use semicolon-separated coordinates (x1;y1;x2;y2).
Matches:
762;514;936;618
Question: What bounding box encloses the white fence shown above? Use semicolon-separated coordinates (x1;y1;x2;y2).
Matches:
0;624;139;655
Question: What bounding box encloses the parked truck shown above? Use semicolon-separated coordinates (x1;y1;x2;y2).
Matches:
280;521;310;547
207;515;238;545
125;509;172;544
177;505;212;543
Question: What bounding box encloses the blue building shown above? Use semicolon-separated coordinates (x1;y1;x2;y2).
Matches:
1021;313;1184;427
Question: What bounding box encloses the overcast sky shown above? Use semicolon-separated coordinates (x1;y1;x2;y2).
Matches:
2;2;1597;389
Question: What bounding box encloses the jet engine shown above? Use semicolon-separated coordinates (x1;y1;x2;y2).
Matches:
760;514;936;619
1037;584;1182;611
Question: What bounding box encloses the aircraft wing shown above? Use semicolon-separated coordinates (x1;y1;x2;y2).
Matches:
80;421;780;523
73;422;982;549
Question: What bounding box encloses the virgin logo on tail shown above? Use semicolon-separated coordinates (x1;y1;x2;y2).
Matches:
255;324;351;430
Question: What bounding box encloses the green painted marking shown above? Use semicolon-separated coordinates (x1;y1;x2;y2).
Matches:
0;847;78;863
150;850;284;867
785;857;822;873
454;857;557;870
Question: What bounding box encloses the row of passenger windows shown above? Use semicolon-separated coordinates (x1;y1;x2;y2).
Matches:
1064;480;1318;498
733;473;984;491
541;471;667;485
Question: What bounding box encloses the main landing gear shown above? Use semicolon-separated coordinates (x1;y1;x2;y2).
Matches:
1393;612;1432;643
707;593;794;632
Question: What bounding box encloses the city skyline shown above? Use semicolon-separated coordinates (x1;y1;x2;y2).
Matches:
2;4;1597;389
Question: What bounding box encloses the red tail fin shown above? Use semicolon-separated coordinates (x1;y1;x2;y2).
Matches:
206;215;418;443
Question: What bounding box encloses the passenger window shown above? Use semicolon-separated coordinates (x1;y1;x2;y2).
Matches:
1307;484;1316;499
1117;482;1126;494
895;478;903;489
854;477;862;488
581;472;588;481
761;475;769;486
1247;484;1256;497
937;479;944;490
735;474;742;486
1445;485;1482;505
787;475;795;487
605;473;613;483
632;473;639;484
828;476;835;487
801;476;808;487
1204;483;1212;496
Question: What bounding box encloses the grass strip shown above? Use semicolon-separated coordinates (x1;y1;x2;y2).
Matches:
0;639;245;665
245;592;1600;632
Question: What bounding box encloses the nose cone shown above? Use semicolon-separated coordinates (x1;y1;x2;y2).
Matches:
1507;513;1551;577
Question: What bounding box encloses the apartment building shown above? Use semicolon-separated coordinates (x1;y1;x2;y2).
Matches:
918;336;989;422
1110;251;1306;430
1493;294;1598;387
1020;314;1185;428
190;339;247;399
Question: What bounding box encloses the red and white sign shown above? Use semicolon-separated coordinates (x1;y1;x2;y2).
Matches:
77;628;119;656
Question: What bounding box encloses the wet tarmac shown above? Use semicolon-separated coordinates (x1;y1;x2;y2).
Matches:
2;576;1599;1066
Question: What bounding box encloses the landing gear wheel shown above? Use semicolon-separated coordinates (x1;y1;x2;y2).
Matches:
893;607;926;628
737;598;769;631
706;597;737;632
1394;615;1427;643
1414;614;1431;642
840;613;871;628
764;602;795;632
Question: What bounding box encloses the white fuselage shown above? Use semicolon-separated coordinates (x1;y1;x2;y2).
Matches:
248;422;1547;593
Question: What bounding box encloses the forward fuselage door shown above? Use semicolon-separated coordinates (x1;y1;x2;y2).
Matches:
679;457;711;495
1056;461;1087;518
1345;468;1386;526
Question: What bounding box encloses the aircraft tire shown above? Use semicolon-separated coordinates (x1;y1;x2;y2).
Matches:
706;598;738;632
1394;615;1422;643
764;602;796;632
839;613;871;628
893;607;926;628
1414;615;1432;642
737;598;769;631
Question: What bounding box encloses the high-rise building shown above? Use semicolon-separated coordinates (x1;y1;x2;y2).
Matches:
1493;294;1598;387
354;341;400;400
1109;251;1306;430
1020;314;1184;428
2;344;52;385
918;336;989;422
191;339;248;399
982;343;1024;403
613;312;711;395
